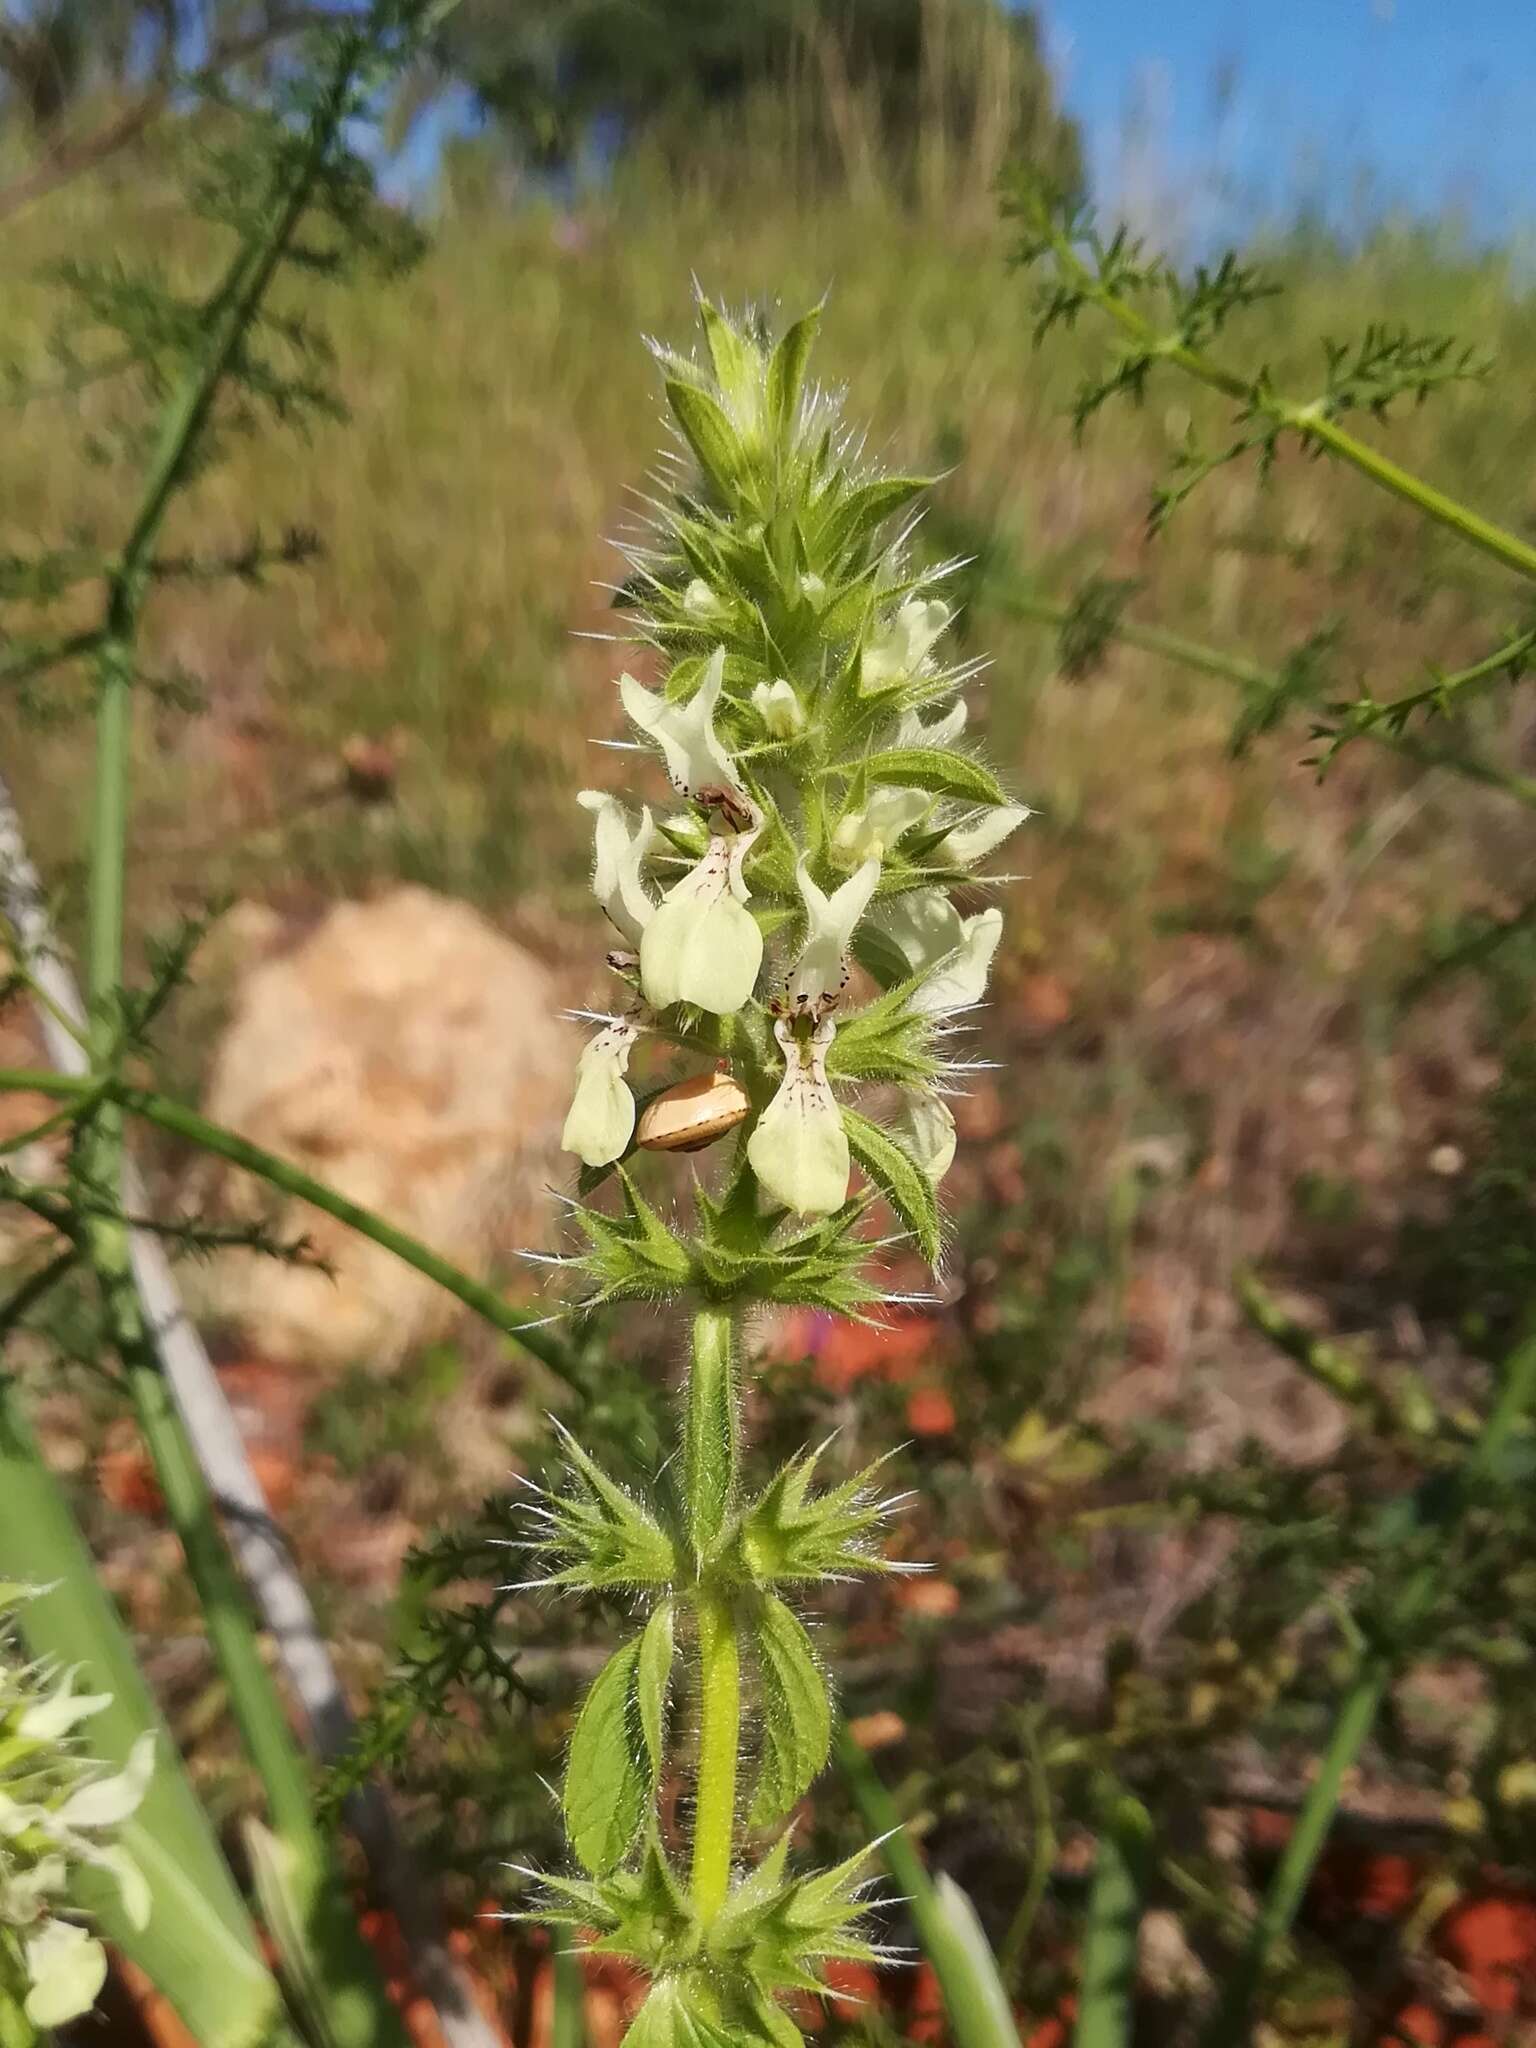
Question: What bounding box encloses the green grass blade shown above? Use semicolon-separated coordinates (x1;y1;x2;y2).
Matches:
1072;1788;1151;2048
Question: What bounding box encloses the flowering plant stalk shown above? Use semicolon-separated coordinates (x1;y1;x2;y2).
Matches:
531;298;1027;2043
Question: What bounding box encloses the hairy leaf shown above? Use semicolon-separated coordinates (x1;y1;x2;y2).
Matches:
564;1637;647;1876
857;746;1006;807
749;1595;830;1827
842;1106;943;1265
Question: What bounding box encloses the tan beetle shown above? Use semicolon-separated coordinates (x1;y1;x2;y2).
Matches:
636;1067;752;1154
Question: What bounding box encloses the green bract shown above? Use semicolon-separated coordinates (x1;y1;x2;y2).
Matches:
538;296;1024;2042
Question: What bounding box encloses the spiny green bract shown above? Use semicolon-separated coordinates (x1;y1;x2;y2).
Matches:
532;1830;887;2047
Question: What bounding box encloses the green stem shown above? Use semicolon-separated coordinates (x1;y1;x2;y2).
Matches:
686;1306;741;1924
0;1068;576;1384
1297;412;1536;583
1199;1320;1536;2044
57;34;409;2048
685;1305;738;1561
1073;1787;1152;2048
1060;242;1536;584
691;1585;741;1925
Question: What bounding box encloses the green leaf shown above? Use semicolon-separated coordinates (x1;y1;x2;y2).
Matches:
750;1595;831;1827
564;1637;648;1876
637;1599;676;1781
767;305;821;442
819;477;929;563
842;1107;943;1265
856;747;1007;807
667;379;745;500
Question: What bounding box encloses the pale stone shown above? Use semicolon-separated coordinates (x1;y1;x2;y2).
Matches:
199;887;572;1368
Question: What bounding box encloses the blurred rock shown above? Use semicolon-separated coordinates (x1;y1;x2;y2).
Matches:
200;886;572;1368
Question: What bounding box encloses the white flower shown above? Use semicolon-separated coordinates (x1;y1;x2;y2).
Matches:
640;829;763;1015
746;1017;849;1216
80;1841;150;1931
910;906;1004;1014
577;791;657;946
17;1668;111;1744
830;785;931;867
24;1918;107;2027
787;858;880;1015
933;802;1031;870
860;597;951;694
750;677;805;739
896;698;967;748
55;1731;154;1832
874;886;965;975
619;645;741;800
561;1020;641;1168
898;1091;958;1184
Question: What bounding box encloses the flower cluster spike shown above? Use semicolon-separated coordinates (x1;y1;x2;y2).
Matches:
0;1587;153;2028
529;297;1025;2044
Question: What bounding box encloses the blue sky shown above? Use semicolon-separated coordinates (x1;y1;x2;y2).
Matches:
1039;0;1536;243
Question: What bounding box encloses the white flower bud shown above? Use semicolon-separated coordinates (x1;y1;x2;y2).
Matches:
55;1731;155;1832
751;677;805;738
860;597;951;694
746;1017;848;1216
683;577;726;620
561;1020;640;1167
874;886;964;974
829;785;930;867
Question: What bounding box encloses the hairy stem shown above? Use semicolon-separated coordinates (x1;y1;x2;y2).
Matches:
691;1584;742;1925
686;1306;741;1923
685;1305;738;1560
